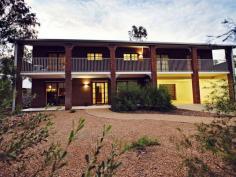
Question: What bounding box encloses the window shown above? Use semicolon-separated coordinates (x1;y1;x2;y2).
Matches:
87;53;103;60
123;54;138;61
123;54;131;61
95;53;103;60
117;80;138;92
160;84;176;100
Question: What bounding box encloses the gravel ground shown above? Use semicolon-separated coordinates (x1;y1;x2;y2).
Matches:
20;110;227;177
41;110;200;177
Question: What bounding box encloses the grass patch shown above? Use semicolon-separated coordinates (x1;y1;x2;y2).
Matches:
124;136;160;151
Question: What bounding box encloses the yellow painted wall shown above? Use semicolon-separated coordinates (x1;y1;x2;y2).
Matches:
199;74;228;103
158;79;193;104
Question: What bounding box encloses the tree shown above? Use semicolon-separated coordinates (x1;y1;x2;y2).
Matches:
0;0;39;110
208;18;236;42
128;25;148;41
0;0;39;47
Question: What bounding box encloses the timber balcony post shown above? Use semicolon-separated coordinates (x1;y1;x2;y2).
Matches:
108;45;117;103
150;45;157;87
191;47;201;104
225;47;236;101
13;43;24;111
65;44;73;110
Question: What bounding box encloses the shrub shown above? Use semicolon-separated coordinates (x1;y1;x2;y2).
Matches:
111;85;175;112
124;136;160;151
111;84;142;112
141;86;174;111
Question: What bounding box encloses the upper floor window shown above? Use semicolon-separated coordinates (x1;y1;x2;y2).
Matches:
87;53;103;60
123;53;138;61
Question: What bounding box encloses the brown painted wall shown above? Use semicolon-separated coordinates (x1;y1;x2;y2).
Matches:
72;79;92;106
156;48;190;59
116;47;150;58
32;79;46;107
32;46;213;60
33;46;65;57
198;49;213;59
72;46;110;58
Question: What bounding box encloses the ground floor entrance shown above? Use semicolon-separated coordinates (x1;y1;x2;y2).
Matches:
92;81;109;105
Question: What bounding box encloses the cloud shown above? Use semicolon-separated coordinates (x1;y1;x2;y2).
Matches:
26;0;236;43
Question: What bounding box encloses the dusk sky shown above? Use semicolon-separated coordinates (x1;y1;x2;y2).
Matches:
26;0;236;44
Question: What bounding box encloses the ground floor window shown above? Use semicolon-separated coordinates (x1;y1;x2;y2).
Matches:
46;82;65;106
159;84;176;100
92;82;108;104
117;80;138;91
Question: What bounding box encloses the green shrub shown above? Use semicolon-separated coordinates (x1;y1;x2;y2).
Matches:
111;84;142;112
142;86;174;111
111;85;175;112
124;136;160;151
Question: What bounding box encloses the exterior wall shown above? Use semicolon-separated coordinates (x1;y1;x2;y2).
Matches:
156;48;190;58
72;46;110;58
31;79;46;107
33;46;65;57
158;78;193;104
72;78;92;106
199;74;228;103
116;47;150;58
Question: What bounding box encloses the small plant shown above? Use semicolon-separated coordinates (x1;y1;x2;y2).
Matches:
124;136;160;151
69;109;76;113
34;118;85;177
82;125;122;177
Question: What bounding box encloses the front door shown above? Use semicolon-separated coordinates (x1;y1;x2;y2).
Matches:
92;82;108;105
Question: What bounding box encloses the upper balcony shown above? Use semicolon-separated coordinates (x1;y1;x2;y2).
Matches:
21;57;229;74
21;46;230;75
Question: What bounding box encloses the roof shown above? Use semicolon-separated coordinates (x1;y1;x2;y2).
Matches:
13;38;236;49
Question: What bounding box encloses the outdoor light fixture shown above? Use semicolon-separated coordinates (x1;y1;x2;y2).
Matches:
83;80;90;89
138;47;144;60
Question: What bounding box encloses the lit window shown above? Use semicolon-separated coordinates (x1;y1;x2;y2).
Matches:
87;53;95;60
87;53;103;60
123;54;131;61
123;54;138;61
131;54;138;61
95;53;103;60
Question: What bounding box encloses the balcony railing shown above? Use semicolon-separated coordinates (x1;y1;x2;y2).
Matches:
21;57;229;73
198;59;228;72
116;58;150;71
22;57;65;72
72;58;110;72
157;59;192;72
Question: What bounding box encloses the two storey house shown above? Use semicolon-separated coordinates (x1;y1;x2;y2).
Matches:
13;39;235;110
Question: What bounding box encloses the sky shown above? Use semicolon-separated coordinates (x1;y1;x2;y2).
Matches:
26;0;236;44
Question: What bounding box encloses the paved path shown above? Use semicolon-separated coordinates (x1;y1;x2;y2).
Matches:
176;104;205;112
86;109;216;124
